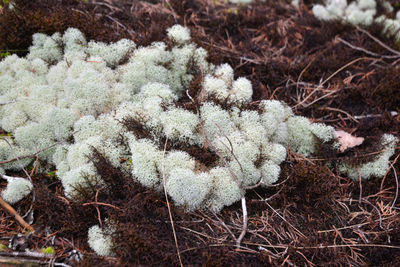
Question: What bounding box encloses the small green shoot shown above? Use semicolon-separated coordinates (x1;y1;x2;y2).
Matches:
227;8;238;15
41;246;55;254
0;0;10;6
0;51;11;58
46;170;57;180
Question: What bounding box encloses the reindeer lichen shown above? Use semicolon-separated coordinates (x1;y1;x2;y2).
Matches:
0;25;397;257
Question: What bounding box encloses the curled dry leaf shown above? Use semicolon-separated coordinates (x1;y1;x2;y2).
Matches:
335;130;365;152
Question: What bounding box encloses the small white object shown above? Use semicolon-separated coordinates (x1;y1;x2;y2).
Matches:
167;24;191;44
87;225;114;256
1;175;33;204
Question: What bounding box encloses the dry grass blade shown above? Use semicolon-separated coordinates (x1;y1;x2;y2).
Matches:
390;163;399;209
263;201;306;239
293;57;376;109
356;26;400;57
161;138;183;267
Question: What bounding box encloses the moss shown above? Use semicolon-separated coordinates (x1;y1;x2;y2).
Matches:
33;177;98;238
0;0;127;57
362;66;400;111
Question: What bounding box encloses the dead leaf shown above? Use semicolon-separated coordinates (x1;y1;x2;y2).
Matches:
335;130;364;152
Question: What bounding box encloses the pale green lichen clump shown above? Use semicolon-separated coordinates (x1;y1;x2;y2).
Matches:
339;134;398;180
0;25;397;256
87;224;115;257
312;0;400;41
0;25;395;209
0;176;33;204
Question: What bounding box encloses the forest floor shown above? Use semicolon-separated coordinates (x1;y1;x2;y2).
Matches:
0;0;399;266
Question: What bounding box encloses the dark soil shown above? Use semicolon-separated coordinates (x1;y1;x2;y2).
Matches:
0;0;399;266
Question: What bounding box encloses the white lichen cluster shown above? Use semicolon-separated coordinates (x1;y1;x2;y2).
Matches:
0;25;396;257
312;0;400;40
313;0;376;26
203;64;253;105
0;25;393;209
339;134;398;180
87;224;115;257
0;175;33;204
167;24;191;44
287;116;336;156
125;94;335;212
0;26;211;199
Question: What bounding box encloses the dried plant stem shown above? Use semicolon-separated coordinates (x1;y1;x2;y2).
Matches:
200;124;250;247
264;201;306;239
82;202;121;210
380;153;400;209
212;212;236;240
317;215;396;233
236;197;248;247
319;107;358;123
0;139;65;164
390;163;399;209
337;37;399;59
94;188;102;227
0;196;34;231
0;252;72;267
356;26;400;57
357;168;362;205
2;137;35;221
161;138;183;267
164;0;178;22
294;57;375;109
252;242;400;250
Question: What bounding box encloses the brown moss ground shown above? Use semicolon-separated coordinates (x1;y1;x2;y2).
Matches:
0;0;399;266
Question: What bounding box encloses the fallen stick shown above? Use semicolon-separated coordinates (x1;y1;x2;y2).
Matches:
0;196;34;232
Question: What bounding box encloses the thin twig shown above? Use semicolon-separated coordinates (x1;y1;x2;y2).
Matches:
354;111;398;120
94;188;102;227
179;226;217;241
319;107;359;123
244;179;264;190
294;57;375;109
390;164;399;209
253;242;400;250
0;251;52;258
236;197;248;247
164;0;178;22
161;138;183;267
296;250;315;266
212;212;236;241
337;37;399;59
356;26;400;57
317;215;396;233
0;100;16;105
357;168;362;205
360;198;383;229
380;153;400;206
301;89;338;108
2;138;35;221
0;196;34;231
82;202;121;210
0;139;64;164
89;1;123;12
263;201;306;239
200;123;249;247
298;243;400;249
296;60;314;102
